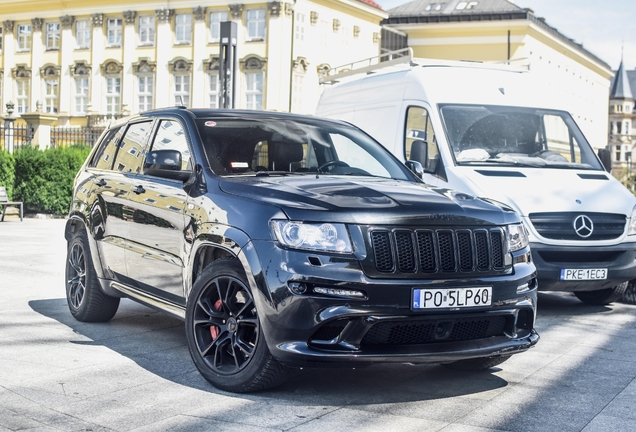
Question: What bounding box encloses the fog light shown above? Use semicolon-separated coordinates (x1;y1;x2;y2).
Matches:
313;287;365;298
288;282;307;294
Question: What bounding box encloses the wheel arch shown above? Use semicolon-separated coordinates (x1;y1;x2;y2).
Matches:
64;213;109;283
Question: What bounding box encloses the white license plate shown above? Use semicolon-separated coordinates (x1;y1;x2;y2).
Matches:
413;287;492;309
560;268;607;281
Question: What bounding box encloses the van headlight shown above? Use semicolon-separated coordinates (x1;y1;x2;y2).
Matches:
272;221;352;253
629;206;636;235
507;223;529;252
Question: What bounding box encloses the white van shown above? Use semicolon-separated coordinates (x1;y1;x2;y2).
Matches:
316;50;636;305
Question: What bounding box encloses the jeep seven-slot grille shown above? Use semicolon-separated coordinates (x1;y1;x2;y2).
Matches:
370;228;505;275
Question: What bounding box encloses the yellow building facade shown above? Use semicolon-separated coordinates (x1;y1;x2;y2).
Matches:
0;0;385;127
384;0;613;149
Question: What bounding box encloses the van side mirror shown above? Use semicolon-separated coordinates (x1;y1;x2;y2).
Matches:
144;149;192;181
405;160;424;178
597;148;612;173
410;140;428;166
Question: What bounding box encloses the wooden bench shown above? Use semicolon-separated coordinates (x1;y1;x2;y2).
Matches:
0;186;23;222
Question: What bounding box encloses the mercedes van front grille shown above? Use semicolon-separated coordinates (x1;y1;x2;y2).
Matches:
529;212;625;241
367;227;507;277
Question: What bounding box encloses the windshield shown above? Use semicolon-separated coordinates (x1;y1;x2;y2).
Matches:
196;116;412;180
440;104;603;170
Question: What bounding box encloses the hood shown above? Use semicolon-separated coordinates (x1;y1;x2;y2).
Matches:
219;175;519;226
459;167;636;217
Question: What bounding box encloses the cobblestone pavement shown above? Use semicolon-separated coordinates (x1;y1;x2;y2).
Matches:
1;218;636;431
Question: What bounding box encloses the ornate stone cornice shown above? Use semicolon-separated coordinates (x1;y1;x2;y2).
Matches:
123;11;137;25
241;55;267;71
32;18;44;32
60;15;75;29
293;57;309;73
193;6;207;21
316;63;330;78
169;58;193;73
101;60;123;75
156;8;174;22
40;64;61;78
204;56;220;72
373;32;380;43
229;4;244;19
268;2;281;17
132;58;156;74
284;3;294;16
3;20;14;32
332;19;340;32
310;11;318;25
91;13;104;27
12;64;32;79
72;61;91;76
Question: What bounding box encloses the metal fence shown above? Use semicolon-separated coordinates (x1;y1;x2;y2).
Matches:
0;125;32;151
51;127;105;148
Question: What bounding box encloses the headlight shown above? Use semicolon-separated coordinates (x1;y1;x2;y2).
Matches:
628;206;636;235
507;223;529;252
271;220;352;253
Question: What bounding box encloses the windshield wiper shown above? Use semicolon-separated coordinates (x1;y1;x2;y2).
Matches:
254;171;305;177
459;159;545;168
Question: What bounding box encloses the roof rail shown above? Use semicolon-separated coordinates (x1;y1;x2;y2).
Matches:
319;47;414;85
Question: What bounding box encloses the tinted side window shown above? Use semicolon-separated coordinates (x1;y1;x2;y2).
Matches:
90;127;122;169
113;121;153;173
147;119;191;170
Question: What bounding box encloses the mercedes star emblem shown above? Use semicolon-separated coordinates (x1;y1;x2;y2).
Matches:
573;215;594;238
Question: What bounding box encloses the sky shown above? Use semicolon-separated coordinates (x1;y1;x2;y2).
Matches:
374;0;636;71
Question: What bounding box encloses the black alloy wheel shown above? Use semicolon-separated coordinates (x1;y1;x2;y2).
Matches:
67;242;87;310
185;258;290;392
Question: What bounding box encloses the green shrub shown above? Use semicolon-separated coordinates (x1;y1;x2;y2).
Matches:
14;146;92;215
0;150;16;200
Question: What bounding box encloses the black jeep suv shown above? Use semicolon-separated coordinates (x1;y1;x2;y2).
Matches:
65;107;539;392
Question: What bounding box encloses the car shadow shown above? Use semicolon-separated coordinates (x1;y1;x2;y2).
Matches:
29;297;510;405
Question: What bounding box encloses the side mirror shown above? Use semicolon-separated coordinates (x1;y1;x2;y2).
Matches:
410;140;428;167
144;149;192;181
597;148;612;173
405;160;424;178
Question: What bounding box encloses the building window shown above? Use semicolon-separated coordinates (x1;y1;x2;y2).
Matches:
74;77;89;115
17;25;31;51
75;20;90;49
616;147;622;162
209;11;229;42
427;2;446;11
174;75;190;107
295;13;305;41
626;121;631;136
138;16;155;45
208;73;220;108
105;77;121;114
455;1;476;9
46;23;60;50
246;9;265;41
16;80;29;113
292;74;304;113
245;72;263;110
44;80;59;113
175;14;192;44
137;76;154;112
107;18;122;47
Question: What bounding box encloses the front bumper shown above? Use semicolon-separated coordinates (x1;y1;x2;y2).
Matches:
530;241;636;291
245;240;538;368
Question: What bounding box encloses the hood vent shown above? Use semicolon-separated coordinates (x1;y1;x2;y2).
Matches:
577;173;608;180
476;170;526;178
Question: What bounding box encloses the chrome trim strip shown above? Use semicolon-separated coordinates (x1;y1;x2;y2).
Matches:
110;282;186;319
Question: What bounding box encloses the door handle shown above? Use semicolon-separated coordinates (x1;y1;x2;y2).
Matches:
132;185;146;195
93;178;107;187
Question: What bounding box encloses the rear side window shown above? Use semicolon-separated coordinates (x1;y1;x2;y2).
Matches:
404;106;440;173
90;127;122;169
113;121;153;173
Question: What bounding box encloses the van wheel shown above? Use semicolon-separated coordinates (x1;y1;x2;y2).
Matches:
443;355;511;371
185;258;290;393
574;282;629;305
66;229;120;322
623;281;636;304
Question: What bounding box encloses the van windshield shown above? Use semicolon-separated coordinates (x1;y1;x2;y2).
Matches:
439;105;603;170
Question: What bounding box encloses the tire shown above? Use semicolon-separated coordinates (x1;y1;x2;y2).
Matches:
574;281;629;305
66;228;120;322
442;355;512;371
185;258;290;393
623;282;636;305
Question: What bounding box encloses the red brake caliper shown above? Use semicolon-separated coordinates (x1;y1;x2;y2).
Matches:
209;299;223;340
